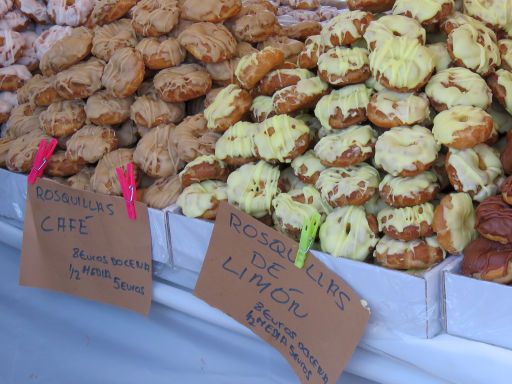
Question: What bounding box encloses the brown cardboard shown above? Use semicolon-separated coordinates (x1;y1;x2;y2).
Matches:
20;178;152;315
194;202;369;384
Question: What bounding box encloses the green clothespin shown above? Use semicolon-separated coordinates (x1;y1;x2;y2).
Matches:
295;212;321;269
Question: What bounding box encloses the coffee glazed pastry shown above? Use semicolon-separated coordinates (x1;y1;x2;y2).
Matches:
432;192;477;253
154;64;212;103
130;94;184;129
17;31;39;71
375;126;440;177
173;114;220;163
258;36;305;61
179;0;241;22
179;155;229;188
320;11;373;48
462;237;512;284
427;42;452;72
272;76;329;115
348;0;394;12
499;39;512;71
0;9;29;32
363;15;425;51
367;90;429;129
4;103;44;138
314;125;376;167
250;95;275;122
54;58;105;100
227;3;277;43
202;85;251;133
17;74;61;107
66;125;118;163
34;25;73;60
0;0;13;17
271;192;321;240
256;68;314;96
298;35;324;69
178;22;237;64
226;160;280;218
320;205;379;260
379;172;439;208
425;67;492;112
0;92;17;123
378;202;435;241
5;130;51;172
177;180;228;219
235;47;285;90
91;19;137;62
39;27;93;76
487;69;512;115
143;174;182;209
67;166;94;191
369;37;435;93
392;0;453;30
476;195;512;244
91;148;139;195
317;47;369;87
135;37;185;70
291;149;325;184
374;236;445;270
316;163;380;207
45;151;85;177
85;90;133;126
253;114;310;163
214;121;258;166
131;0;180;37
47;0;94;26
102;47;145;98
0;65;31;91
89;0;136;25
445;144;503;202
40;100;86;137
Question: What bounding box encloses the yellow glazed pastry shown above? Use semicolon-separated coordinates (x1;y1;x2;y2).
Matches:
291;149;326;185
320;10;373;48
367;90;429;128
499;39;512;70
427;42;452;72
491;68;512;114
317;47;369;86
177;180;228;219
250;95;274;123
204;83;252;132
215;121;258;166
392;0;454;28
463;0;512;33
363;15;426;51
377;202;435;241
272;192;321;240
379;172;439;208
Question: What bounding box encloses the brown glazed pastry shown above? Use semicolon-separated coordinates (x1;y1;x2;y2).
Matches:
91;19;138;62
374;236;445;270
17;74;61;106
476;195;512;244
89;0;136;25
0;64;31;91
256;68;314;96
0;137;14;167
257;36;304;60
45;151;85;177
0;30;24;67
462;237;512;284
131;0;180;37
272;76;329;115
178;22;237;64
135;37;186;70
40;100;86;137
4;103;44;138
298;35;324;69
14;0;49;24
173;114;220;162
67;166;95;191
203;84;252;132
102;47;145;98
501;176;512;205
283;21;322;41
143;174;182;209
179;155;229;187
205;58;240;86
227;4;277;43
501;131;512;175
130;93;185;128
6;130;52;173
66;125;118;163
85;90;133;126
39;27;93;76
154;64;212;103
203;87;223;109
54;58;105;100
348;0;394;12
235;47;285;90
179;0;241;22
115;120;139;148
91;148;139;195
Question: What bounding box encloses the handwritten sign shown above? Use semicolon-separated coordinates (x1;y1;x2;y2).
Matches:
194;202;369;384
20;178;152;315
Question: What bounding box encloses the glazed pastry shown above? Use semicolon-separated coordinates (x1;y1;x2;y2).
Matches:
4;103;44;138
297;35;324;69
374;236;445;270
487;69;512;115
463;0;510;33
320;10;373;48
462;237;512;284
65;125;118;163
501;131;512;175
446;144;503;202
5;129;51;173
0;65;31;91
425;67;492;112
154;64;212;103
503;176;512;205
369;37;435;93
253;114;310;163
226;160;280;218
203;84;252;132
135;37;186;70
433;192;477;253
272;192;321;240
282;20;322;41
39;100;86;137
256;68;314;96
317;47;369;87
214;121;258;166
173;114;220;163
47;0;94;26
498;39;512;71
319;205;378;260
432;106;494;149
235;47;285;90
348;0;395;12
115;120;139;148
45;151;85;177
375;126;440;177
316;163;380;207
272;76;329;114
363;14;425;51
291;149;325;184
257;36;304;60
288;184;331;215
250;95;275;123
133;123;181;178
17;31;39;71
34;25;73;60
91;148;139;195
179;155;229;187
101;47;145;98
0;92;17;123
130;93;185;128
67;166;94;191
17;74;60;107
427;42;452;72
0;10;29;32
314;84;371;130
179;0;241;22
367;90;429;129
88;0;135;25
91;19;137;62
85;90;133;126
143;174;182;209
314;125;376;167
378;202;435;241
476;195;512;244
380;172;439;208
177;180;227;219
131;0;180;37
54;58;105;100
392;0;453;30
0;30;25;68
227;4;276;43
279;166;307;193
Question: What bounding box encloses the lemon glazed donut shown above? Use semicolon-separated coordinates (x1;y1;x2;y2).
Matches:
475;195;512;244
487;69;512;115
317;47;369;87
154;64;212;103
272;76;329;115
5;130;52;173
319;205;379;260
445;144;503;202
369;37;435;93
425;67;492;112
45;151;85;177
374;235;445;270
135;37;185;70
367;90;429;129
253;114;310;163
427;42;452;72
177;180;228;219
65;125;118;163
462;237;512;284
173;114;220;162
256;68;314;96
179;0;241;22
288;184;332;215
432;192;477;253
316;163;380;207
463;0;510;34
378;202;435;241
226;160;280;218
320;10;373;48
250;96;275;123
0;65;31;91
91;19;137;62
54;58;105;100
91;148;139;195
392;0;453;31
498;39;512;70
348;0;395;12
89;0;135;26
4;103;44;138
432;106;494;149
314;124;376;167
131;0;180;37
235;47;285;90
271;192;321;240
179;155;229;188
297;35;324;69
375;126;440;177
102;47;145;98
363;15;426;51
379;172;439;208
85;90;133;126
291;149;325;184
203;84;252;133
40;100;86;138
214;121;258;166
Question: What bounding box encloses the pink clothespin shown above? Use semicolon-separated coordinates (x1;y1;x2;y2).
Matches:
116;163;137;220
28;138;58;184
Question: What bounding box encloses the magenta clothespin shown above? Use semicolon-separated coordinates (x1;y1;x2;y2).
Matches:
116;163;137;220
27;138;58;184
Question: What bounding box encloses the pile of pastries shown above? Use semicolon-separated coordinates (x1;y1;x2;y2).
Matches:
2;0;512;279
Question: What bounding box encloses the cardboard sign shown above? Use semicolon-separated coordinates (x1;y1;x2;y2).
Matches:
20;178;152;315
194;202;370;384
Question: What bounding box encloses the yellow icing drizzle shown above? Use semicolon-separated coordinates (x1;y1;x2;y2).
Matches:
372;90;429;125
317;47;369;79
440;192;477;252
379;172;439;199
272;192;320;232
314;125;376;163
377;202;434;232
215;121;259;160
393;0;453;23
364;15;426;51
291;150;326;180
204;84;242;129
177;180;227;218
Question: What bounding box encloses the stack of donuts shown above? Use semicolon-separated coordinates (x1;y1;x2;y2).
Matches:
2;0;512;277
